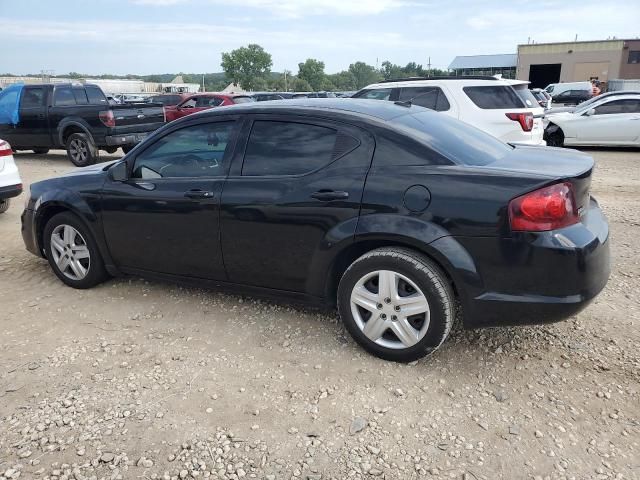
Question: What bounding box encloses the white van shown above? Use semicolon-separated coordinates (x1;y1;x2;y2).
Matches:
544;82;591;96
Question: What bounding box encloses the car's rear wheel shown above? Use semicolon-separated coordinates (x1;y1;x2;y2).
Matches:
0;199;10;214
337;247;455;362
32;148;50;154
43;212;109;289
66;133;98;167
546;127;564;148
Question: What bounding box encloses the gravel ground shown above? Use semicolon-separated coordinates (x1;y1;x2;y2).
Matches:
0;149;638;480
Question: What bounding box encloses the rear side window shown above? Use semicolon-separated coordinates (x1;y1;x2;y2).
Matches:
21;87;46;108
242;121;337;176
86;86;108;105
463;86;525;109
511;85;539;108
353;88;393;100
73;88;89;105
398;87;450;111
53;87;76;106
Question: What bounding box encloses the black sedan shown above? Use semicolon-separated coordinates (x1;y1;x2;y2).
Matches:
21;99;610;362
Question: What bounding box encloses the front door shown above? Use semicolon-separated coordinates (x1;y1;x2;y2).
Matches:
101;119;239;279
220;115;375;293
577;99;640;144
13;85;50;148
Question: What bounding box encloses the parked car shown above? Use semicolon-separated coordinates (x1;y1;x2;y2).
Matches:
531;88;552;109
545;90;640;115
0;83;166;166
0;139;21;214
145;93;191;107
352;76;545;145
545;93;640;147
22;99;610;362
164;93;254;122
550;89;591;106
544;81;592;97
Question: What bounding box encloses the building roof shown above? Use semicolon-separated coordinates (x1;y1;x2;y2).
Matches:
449;54;517;70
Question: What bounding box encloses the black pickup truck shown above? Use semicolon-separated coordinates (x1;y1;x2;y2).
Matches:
0;83;165;166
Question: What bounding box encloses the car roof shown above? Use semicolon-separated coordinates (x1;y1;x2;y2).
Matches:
193;98;430;122
363;77;516;89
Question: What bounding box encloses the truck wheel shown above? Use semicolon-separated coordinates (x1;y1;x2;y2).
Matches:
32;148;50;154
66;133;98;167
0;199;9;214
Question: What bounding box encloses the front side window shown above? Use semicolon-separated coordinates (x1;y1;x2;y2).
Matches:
195;96;223;108
21;87;46;108
594;99;640;115
242;120;337;176
464;86;525;109
53;87;76;106
132;122;235;179
352;88;393;100
180;98;197;108
398;87;450;111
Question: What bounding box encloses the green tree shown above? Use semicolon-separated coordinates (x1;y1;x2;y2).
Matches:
221;44;273;91
297;59;327;91
292;77;312;92
329;71;357;90
348;62;381;90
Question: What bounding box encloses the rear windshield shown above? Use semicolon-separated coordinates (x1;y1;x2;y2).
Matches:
511;84;539;108
393;111;513;166
232;96;255;104
464;86;525;109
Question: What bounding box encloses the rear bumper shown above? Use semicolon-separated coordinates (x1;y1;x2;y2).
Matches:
0;183;22;200
433;198;610;328
105;132;151;146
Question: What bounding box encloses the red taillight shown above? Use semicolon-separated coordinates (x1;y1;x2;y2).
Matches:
0;140;12;157
505;112;534;132
509;182;579;232
99;110;115;128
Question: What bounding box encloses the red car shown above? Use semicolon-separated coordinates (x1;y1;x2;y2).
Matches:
165;93;254;122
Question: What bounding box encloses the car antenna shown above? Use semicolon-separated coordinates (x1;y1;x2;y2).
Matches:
394;100;412;108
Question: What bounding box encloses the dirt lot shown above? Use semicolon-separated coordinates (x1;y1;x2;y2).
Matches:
0;149;638;480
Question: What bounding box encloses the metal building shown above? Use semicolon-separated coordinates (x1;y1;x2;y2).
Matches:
517;39;640;88
448;54;517;79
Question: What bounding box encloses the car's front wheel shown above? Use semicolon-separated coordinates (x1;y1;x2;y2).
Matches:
545;126;565;148
43;212;109;289
338;247;455;362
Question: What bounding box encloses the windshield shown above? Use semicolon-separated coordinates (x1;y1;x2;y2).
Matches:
393;111;513;166
574;95;606;114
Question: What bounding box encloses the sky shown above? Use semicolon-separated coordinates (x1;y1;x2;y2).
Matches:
0;0;638;76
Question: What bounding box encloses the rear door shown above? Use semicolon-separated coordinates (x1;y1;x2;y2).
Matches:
397;86;452;113
13;85;50;148
220;115;375;293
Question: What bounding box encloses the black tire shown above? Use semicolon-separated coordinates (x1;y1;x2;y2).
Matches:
32;148;50;154
337;247;455;362
121;145;135;154
43;212;109;289
65;133;98;167
545;126;565;148
0;199;9;214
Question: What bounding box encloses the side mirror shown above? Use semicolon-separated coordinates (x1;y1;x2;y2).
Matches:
109;161;128;182
585;109;595;116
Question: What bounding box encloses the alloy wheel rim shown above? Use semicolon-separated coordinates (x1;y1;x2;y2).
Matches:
50;224;91;281
350;270;430;350
70;139;88;163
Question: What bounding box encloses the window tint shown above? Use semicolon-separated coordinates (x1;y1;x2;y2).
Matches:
73;88;88;105
21;87;46;108
594;99;640;115
353;88;393;100
463;86;525;109
242;121;337;176
398;87;450;111
86;86;108;105
53;87;76;106
393;112;512;166
132;122;235;179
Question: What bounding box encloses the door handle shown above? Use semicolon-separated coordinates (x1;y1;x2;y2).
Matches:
134;181;156;191
184;189;215;199
310;190;349;201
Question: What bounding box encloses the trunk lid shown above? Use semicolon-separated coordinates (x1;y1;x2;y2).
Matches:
110;104;165;134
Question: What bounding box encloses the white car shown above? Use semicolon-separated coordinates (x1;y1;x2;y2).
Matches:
0;139;22;213
352;77;545;146
544;93;640;147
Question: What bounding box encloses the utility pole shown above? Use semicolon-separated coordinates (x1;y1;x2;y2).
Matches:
284;70;288;92
202;74;205;92
427;56;431;76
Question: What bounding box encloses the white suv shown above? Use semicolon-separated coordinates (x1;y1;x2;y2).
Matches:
0;139;22;214
352;77;545;146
